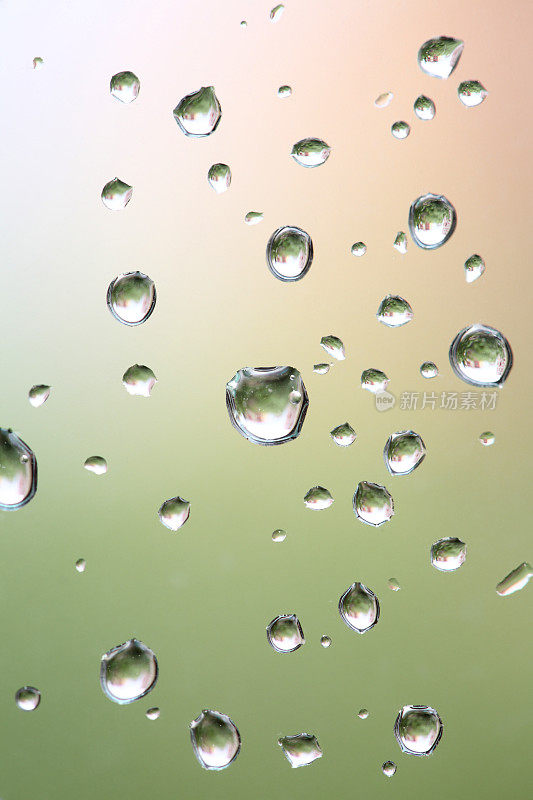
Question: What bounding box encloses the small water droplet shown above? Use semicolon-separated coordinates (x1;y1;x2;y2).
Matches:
351;241;367;256
393;231;407;254
240;20;247;28
313;363;331;375
110;71;140;104
75;558;86;573
388;578;400;591
496;562;533;596
226;366;308;445
384;430;426;476
330;423;356;447
173;86;221;137
245;211;263;225
358;708;369;719
289;390;302;405
353;481;394;526
304;486;334;510
391;121;410;139
479;431;495;446
100;639;158;704
374;91;393;108
272;529;287;542
409;193;456;249
414;95;435;120
361;368;389;393
0;429;37;510
339;582;380;633
382;761;397;777
15;686;41;711
278;85;292;98
101;178;133;211
208;163;231;194
270;4;284;22
158;496;190;531
146;707;160;720
420;361;438;379
320;335;345;360
431;537;467;571
33;57;44;70
267;614;305;653
122;364;157;397
190;709;241;770
377;295;413;327
278;733;322;768
464;254;485;283
417;36;464;79
320;635;332;648
449;324;512;387
107;271;156;326
395;705;443;755
291;138;331;168
28;384;51;408
266;226;313;281
458;80;488;107
84;456;107;475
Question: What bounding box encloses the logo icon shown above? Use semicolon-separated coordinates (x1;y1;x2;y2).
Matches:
375;391;396;412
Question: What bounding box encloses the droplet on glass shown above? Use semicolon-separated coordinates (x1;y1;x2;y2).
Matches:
431;537;467;571
339;582;380;633
304;486;333;510
0;429;37;510
100;639;158;704
320;635;332;648
173;86;221;138
146;707;160;720
417;36;464;79
449;324;512;387
496;562;533;596
393;231;407;254
266;225;313;281
84;456;107;475
101;178;133;211
28;384;51;408
270;4;284;22
374;91;393;108
240;20;247;28
320;335;345;360
208;163;231;194
313;363;331;375
330;423;356;447
272;529;286;542
278;733;322;768
358;708;369;719
75;558;86;573
479;431;495;446
122;364;157;397
409;193;456;249
190;709;241;770
376;295;413;328
391;121;410;140
361;368;389;393
351;242;367;257
226;366;308;445
110;71;140;104
15;686;41;711
278;85;292;98
353;481;394;526
420;361;438;379
388;578;400;591
33;57;44;70
245;211;263;225
382;761;397;777
291;138;331;168
394;705;443;756
107;271;156;326
384;430;426;476
414;95;435;120
158;496;190;531
266;614;305;653
464;254;485;283
458;80;488;107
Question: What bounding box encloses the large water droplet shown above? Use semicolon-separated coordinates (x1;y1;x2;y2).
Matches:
110;71;140;104
320;335;345;360
458;80;488;107
270;4;284;22
417;37;464;79
28;384;51;407
479;431;495;446
313;363;331;375
291;138;331;168
304;486;334;510
374;91;393;108
278;733;322;768
226;366;308;445
100;639;158;704
382;761;397;777
420;361;438;379
208;163;231;194
320;635;332;648
391;121;410;140
278;85;292;98
351;242;367;257
84;456;107;475
496;562;533;596
449;324;512;387
266;226;313;281
394;705;443;755
15;686;41;711
384;430;426;476
353;481;394;526
393;231;407;253
122;364;157;397
0;429;37;510
409;193;456;249
245;211;263;225
190;709;241;770
173;86;221;137
75;558;86;573
414;95;435;120
330;423;356;447
464;254;485;283
377;295;413;327
272;528;287;542
107;271;156;326
266;614;305;653
146;707;160;720
431;537;467;571
101;178;132;211
361;368;389;393
158;496;190;531
339;582;380;633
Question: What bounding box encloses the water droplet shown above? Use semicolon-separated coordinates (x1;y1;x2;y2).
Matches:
100;639;158;704
417;36;464;79
245;211;263;225
122;364;157;397
272;529;286;542
313;363;331;375
304;486;334;510
33;57;44;70
107;271;156;326
240;20;247;28
226;366;308;445
320;635;332;648
146;707;160;720
496;562;533;596
382;761;397;777
15;686;41;711
358;708;369;719
393;231;407;253
384;430;426;476
420;361;438;379
391;121;410;139
110;71;140;104
270;4;284;22
458;80;488;107
289;390;302;405
266;226;313;281
207;163;231;194
190;709;241;770
75;558;86;573
431;537;467;571
320;335;345;360
376;295;413;328
0;429;37;510
374;91;393;108
267;614;305;653
409;193;456;249
330;423;356;447
388;578;401;591
84;456;107;475
464;254;485;283
339;582;380;633
414;95;435;120
351;241;367;256
361;368;389;393
291;138;331;168
101;178;133;211
353;481;394;526
394;705;443;755
173;86;221;137
278;733;322;768
158;496;190;531
479;431;495;446
28;384;51;407
278;85;292;98
449;324;512;387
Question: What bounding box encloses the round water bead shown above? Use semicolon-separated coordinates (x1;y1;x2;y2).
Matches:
353;481;394;526
304;486;333;510
414;95;435;120
107;271;156;326
28;384;51;407
464;254;485;283
384;430;426;476
207;163;231;194
122;364;157;397
394;705;443;755
320;335;345;360
320;635;332;648
330;423;356;447
374;92;393;108
158;496;190;531
339;582;380;633
458;80;488;107
358;708;369;719
431;537;467;571
0;428;37;510
173;86;221;137
15;686;41;711
110;71;140;103
278;85;292;98
479;431;495;446
266;226;313;281
417;36;464;79
291;138;331;168
84;456;107;475
420;361;438;379
391;121;410;139
278;733;322;768
382;761;397;777
376;295;413;327
75;558;86;573
272;529;287;542
101;178;133;211
190;709;241;770
496;563;533;596
393;231;407;253
146;707;160;720
361;368;389;393
409;193;456;249
449;324;512;387
100;639;158;704
266;614;305;653
351;242;366;256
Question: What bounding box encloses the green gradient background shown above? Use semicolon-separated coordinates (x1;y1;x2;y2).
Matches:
0;0;531;798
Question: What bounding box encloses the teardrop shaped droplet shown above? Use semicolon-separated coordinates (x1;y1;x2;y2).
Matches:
100;639;158;704
278;733;322;768
158;496;190;531
382;761;397;777
15;686;41;711
377;295;413;327
313;363;331;375
110;71;140;104
339;582;380;633
431;537;467;571
101;178;133;211
496;562;533;596
330;422;356;447
420;361;438;379
320;635;332;648
266;226;313;281
266;614;305;653
391;121;410;140
270;3;284;22
361;368;389;393
190;709;241;770
353;481;393;526
208;163;231;194
394;705;443;755
304;486;334;510
414;95;435;120
122;364;157;397
107;271;156;326
393;231;407;253
173;86;222;137
291;138;331;168
75;558;86;573
351;241;367;257
272;528;287;542
409;193;456;249
384;430;426;476
449;324;512;387
278;85;292;98
458;80;488;107
479;431;495;446
374;91;393;108
28;384;51;407
320;335;345;360
146;707;160;720
84;456;107;475
464;254;485;283
245;211;263;225
417;36;464;79
0;429;37;510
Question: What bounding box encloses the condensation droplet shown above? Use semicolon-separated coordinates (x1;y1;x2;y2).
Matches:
351;242;367;257
267;614;305;653
173;86;221;137
101;178;133;211
377;295;413;328
75;558;86;573
304;486;334;510
84;456;107;475
393;231;407;253
388;578;400;592
496;562;533;596
278;733;322;768
420;361;438;379
320;335;345;360
384;430;426;476
122;364;157;397
414;95;435;120
339;582;380;633
458;80;488;107
240;20;247;28
391;121;410;139
358;708;369;719
28;384;51;407
320;635;332;648
190;709;241;770
270;4;284;22
417;37;464;79
394;705;443;755
464;254;485;283
15;686;41;711
313;363;331;375
479;431;495;446
110;71;140;104
431;537;467;571
226;366;308;445
291;138;331;168
100;639;158;704
208;163;231;194
33;57;44;70
289;390;302;405
146;707;160;720
245;211;264;225
353;481;394;526
382;761;397;777
266;226;313;281
330;423;356;447
158;496;190;531
374;91;393;108
107;271;156;326
278;85;292;98
449;324;512;387
0;429;37;510
272;529;287;542
361;368;389;393
409;193;456;249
